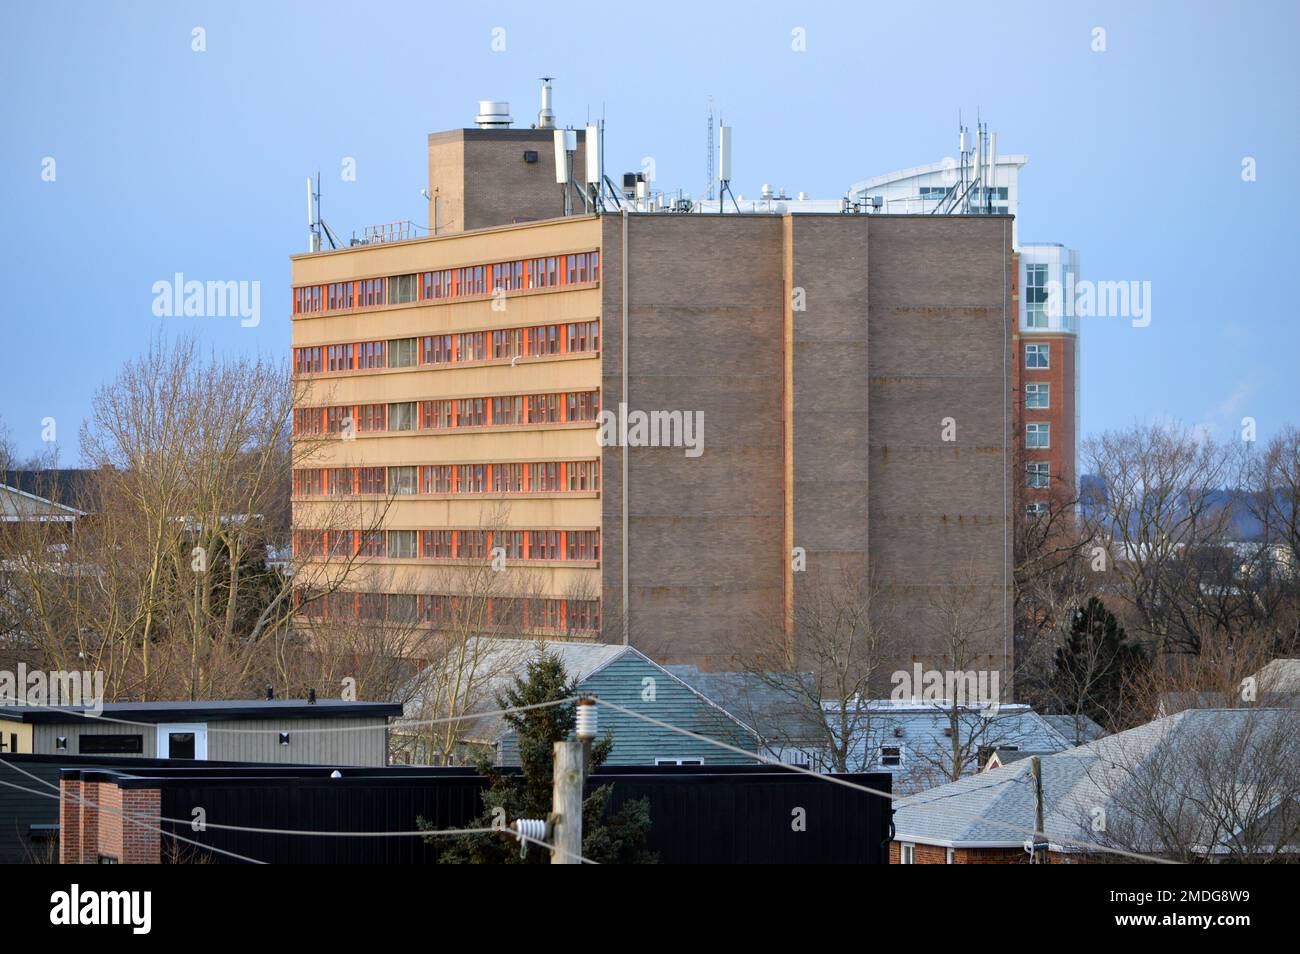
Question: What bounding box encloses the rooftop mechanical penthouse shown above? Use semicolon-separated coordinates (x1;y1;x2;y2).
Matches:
289;91;1014;679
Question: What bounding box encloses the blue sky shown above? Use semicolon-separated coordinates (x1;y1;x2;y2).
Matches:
1;0;1296;460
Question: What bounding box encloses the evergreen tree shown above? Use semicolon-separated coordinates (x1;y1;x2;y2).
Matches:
427;650;655;863
1050;596;1147;729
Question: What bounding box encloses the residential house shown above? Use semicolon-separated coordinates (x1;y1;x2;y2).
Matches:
890;706;1300;863
397;640;761;767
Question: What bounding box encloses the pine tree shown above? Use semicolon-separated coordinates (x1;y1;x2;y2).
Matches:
1050;596;1147;729
427;650;655;863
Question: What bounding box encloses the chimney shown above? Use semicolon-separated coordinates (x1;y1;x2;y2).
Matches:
537;77;555;129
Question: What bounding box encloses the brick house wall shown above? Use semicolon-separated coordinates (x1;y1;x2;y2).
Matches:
59;774;161;864
890;839;1076;863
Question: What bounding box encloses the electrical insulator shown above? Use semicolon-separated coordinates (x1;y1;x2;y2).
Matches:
513;818;546;845
576;699;598;740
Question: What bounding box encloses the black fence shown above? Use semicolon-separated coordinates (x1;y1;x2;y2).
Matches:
2;757;892;864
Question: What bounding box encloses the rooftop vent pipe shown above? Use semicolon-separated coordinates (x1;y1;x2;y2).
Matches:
475;101;513;128
537;77;555;129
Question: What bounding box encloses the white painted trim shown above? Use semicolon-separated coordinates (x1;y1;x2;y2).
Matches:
156;723;208;760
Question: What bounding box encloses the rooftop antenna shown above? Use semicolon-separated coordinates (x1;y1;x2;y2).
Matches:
706;97;715;202
306;172;339;251
717;122;740;213
307;175;318;252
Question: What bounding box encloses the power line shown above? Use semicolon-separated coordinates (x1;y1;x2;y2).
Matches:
0;753;598;862
0;760;267;864
0;695;578;735
593;696;1178;864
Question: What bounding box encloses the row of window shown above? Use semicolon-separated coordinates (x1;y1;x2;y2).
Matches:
293;321;601;377
293;528;601;562
298;591;600;632
293;251;601;316
292;390;601;436
293;460;600;497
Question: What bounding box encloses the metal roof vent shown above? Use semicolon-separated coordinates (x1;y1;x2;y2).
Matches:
475;101;513;128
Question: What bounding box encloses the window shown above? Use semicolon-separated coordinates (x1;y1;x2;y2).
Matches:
493;463;523;493
498;530;524;560
528;530;561;561
567;599;600;631
389;337;419;368
457;398;487;427
358;340;386;370
1026;423;1050;449
1025;462;1050;489
527;393;559;424
359;278;387;308
527;325;560;356
458;530;488;560
294;408;324;435
294;346;323;374
422;334;454;365
328;530;355;556
880;745;903;767
1026;501;1049;517
900;843;916;865
421;593;451;623
456;464;487;494
458;332;487;362
388;273;417;305
389;402;417;431
1025;263;1049;329
493;329;522;359
358;531;386;557
389;466;418;495
388;594;418;622
328;468;353;495
327;406;352;435
357;467;386;495
654;757;704;766
422;530;453;559
529;462;560;492
421;400;454;430
327;343;354;372
566;530;599;561
1025;382;1049;409
566;391;599;422
492;395;523;426
79;734;144;755
567;321;599;353
1025;343;1050;369
422;465;454;494
357;404;386;432
388;530;417;559
946;847;954;864
567;460;599;492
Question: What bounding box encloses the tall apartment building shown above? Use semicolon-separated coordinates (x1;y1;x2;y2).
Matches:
289;103;1015;678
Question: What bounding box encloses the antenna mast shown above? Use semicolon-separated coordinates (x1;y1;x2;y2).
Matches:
706;97;715;202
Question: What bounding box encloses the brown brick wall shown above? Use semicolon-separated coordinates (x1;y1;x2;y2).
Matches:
601;214;786;667
429;129;589;235
601;213;1013;677
59;776;161;864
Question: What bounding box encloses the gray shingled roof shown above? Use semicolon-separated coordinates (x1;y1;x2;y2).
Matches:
1041;713;1106;745
892;707;1300;854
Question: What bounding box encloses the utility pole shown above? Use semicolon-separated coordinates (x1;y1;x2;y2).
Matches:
551;740;584;864
1030;755;1046;864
